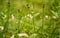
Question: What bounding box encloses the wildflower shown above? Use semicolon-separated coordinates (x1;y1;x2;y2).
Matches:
10;35;14;38
18;33;28;37
53;16;57;19
45;15;49;19
27;14;33;19
0;26;4;30
11;14;14;20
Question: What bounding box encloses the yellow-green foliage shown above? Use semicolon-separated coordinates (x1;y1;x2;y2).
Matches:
0;0;60;38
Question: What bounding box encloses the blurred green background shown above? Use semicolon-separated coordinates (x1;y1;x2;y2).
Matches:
0;0;60;38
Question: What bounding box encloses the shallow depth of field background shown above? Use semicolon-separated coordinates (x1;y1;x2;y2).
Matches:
0;0;60;38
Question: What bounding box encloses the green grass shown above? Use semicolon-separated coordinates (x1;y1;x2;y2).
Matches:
0;0;60;38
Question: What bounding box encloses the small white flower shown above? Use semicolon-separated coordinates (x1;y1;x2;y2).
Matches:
18;33;28;37
27;14;33;19
45;15;49;19
27;14;30;16
53;16;57;19
0;26;4;30
11;14;14;20
10;35;14;38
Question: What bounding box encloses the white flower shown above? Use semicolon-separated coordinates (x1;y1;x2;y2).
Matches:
10;35;14;38
11;14;14;20
45;15;49;19
18;33;28;37
27;14;33;19
0;26;4;30
53;16;57;19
